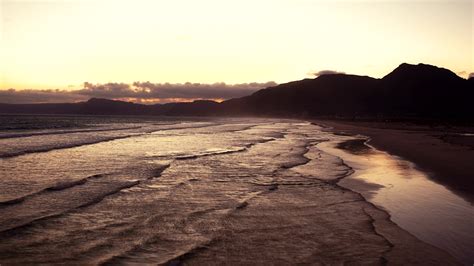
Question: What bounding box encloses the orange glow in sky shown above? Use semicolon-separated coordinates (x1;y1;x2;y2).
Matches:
1;0;472;90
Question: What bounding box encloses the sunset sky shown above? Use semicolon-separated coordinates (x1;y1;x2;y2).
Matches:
0;0;472;102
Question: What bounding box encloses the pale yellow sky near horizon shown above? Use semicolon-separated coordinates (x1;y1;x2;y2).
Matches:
0;0;473;90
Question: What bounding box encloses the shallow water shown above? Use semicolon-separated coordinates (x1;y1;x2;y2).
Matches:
0;115;471;264
318;138;474;264
0;116;334;264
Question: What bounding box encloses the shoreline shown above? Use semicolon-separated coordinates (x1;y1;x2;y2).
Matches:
312;119;474;203
0;118;466;264
312;122;474;264
179;133;459;265
291;131;461;264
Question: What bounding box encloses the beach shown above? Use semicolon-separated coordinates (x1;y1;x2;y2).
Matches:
0;115;468;264
315;120;474;202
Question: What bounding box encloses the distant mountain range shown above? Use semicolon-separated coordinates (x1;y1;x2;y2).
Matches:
1;63;473;121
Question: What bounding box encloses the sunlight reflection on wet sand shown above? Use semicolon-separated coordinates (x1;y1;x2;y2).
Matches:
318;139;474;264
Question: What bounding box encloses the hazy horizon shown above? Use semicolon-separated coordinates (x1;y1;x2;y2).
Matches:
1;0;472;103
0;62;472;104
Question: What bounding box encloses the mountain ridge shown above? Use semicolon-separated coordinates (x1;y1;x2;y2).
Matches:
1;63;472;121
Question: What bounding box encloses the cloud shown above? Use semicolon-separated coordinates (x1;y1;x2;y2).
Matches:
0;81;277;104
75;81;276;100
455;71;473;79
130;82;277;99
0;89;87;104
78;82;135;98
311;70;346;77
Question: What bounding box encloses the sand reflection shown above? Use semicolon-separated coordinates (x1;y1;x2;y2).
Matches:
318;138;474;264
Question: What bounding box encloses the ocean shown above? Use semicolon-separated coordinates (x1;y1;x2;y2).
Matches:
0;115;472;264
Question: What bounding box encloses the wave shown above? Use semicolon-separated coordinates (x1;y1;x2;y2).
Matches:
159;240;218;265
152;123;259;137
175;147;247;160
0;174;106;206
0;126;144;139
148;164;171;179
279;143;311;169
148;122;219;134
0;180;140;234
0;123;221;159
99;215;222;265
0;122;216;140
94;189;265;265
0;166;167;234
0;163;170;234
0;135;137;159
174;138;277;161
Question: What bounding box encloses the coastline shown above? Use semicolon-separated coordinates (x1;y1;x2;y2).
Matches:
309;120;474;264
313;119;474;203
310;140;461;265
0;118;466;264
175;136;460;265
316;137;473;264
179;129;460;265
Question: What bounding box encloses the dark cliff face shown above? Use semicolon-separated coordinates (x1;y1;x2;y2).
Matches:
1;63;473;121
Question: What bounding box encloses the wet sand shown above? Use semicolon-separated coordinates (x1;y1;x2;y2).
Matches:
314;120;474;203
316;137;473;264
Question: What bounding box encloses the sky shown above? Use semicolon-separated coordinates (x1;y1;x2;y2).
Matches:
0;0;472;103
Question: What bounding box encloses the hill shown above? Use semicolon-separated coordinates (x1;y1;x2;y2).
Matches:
0;98;219;116
220;63;473;120
1;63;472;121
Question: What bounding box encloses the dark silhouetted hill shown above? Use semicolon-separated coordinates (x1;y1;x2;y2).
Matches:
220;63;474;120
378;63;471;118
1;63;472;121
220;75;380;117
0;98;151;115
157;100;220;116
82;98;152;115
0;98;219;116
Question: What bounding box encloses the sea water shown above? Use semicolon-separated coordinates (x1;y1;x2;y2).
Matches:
0;115;472;264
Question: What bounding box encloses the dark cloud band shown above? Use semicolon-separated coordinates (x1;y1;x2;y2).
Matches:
0;81;277;104
312;70;346;77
